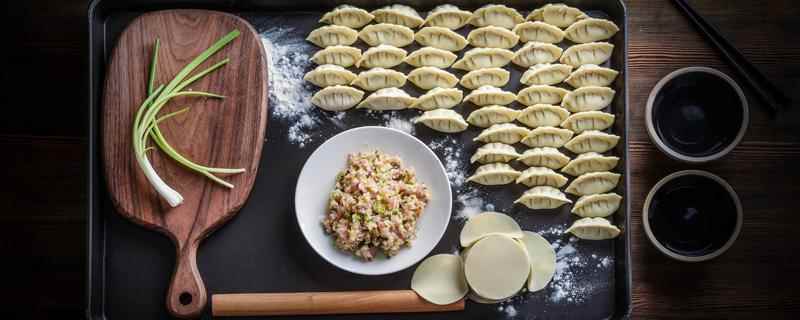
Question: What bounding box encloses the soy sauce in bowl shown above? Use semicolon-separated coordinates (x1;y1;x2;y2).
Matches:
643;170;742;262
646;67;748;163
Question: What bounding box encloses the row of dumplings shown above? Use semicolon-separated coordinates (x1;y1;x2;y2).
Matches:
318;3;618;43
312;81;616;121
414;82;617;133
308;41;615;70
308;20;617;51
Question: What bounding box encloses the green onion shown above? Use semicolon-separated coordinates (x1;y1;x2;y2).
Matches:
132;30;245;207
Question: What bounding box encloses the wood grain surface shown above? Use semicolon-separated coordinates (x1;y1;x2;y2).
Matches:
3;0;800;319
211;290;465;316
100;9;267;318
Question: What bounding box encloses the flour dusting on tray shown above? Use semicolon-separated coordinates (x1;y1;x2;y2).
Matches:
546;236;614;304
382;112;415;135
259;27;319;147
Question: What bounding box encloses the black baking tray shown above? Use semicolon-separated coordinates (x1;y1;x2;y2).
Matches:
87;0;630;319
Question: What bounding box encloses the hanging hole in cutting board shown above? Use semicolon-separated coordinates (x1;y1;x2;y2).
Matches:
179;292;193;306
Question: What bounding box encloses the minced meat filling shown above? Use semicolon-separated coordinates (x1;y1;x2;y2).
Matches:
323;150;431;261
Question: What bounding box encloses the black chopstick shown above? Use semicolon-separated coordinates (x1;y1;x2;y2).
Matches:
671;0;791;115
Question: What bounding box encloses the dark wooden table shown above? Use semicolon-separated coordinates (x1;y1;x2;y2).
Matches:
4;0;800;318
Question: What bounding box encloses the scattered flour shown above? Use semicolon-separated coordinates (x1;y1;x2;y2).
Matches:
428;136;466;188
455;189;487;220
501;305;517;318
381;113;415;135
547;236;614;304
259;26;318;147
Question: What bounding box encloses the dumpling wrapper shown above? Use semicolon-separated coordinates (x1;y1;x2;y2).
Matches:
467;291;506;304
411;254;468;305
464;234;530;300
516;231;556;292
459;212;523;247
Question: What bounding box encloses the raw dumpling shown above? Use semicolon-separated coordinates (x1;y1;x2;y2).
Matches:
411;254;469;305
411;87;463;110
467;105;520;128
517;231;557;292
468;163;521;186
566;217;621;240
407;67;459;90
470;143;520;164
306;25;358;48
564;130;620;153
514;186;571;209
561;152;619;176
467;26;520;49
517;85;570;106
562;86;616;112
528;4;588;28
359;23;415;47
516;166;568;188
517;147;570;169
512;21;565;43
404;47;458;68
521;126;574;148
564;18;620;43
453;48;514;71
460;212;523;247
311;85;364;111
474;123;531;144
571;193;622;218
371;4;424;28
517;104;570;128
565;64;619;88
310;45;362;67
303;64;357;87
470;4;524;29
560;42;614;67
561;111;615;133
350;68;407;91
414;109;469;133
414;27;469;52
424;4;472;30
460;68;511;90
512;42;563;67
320;5;374;29
357;45;407;69
465;86;517;106
521;63;573;86
565;171;621;196
356;87;416;110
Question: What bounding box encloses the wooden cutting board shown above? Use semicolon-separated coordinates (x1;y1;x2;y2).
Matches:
101;9;267;318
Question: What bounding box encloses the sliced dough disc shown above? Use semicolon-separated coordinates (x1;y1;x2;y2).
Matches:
459;212;523;247
464;235;530;300
467;291;507;304
516;231;556;292
411;254;468;305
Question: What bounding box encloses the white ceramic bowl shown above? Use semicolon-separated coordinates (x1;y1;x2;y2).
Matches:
295;126;452;275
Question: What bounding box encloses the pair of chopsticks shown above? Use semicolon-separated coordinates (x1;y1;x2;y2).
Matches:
671;0;791;115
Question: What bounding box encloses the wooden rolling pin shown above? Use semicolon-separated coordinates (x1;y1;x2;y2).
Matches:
212;290;465;316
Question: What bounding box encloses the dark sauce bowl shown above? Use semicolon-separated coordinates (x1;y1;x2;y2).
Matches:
646;67;749;163
643;170;742;262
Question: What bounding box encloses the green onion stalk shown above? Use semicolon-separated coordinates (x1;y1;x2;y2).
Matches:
132;30;245;207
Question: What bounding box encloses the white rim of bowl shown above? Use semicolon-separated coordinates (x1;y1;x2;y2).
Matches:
294;126;452;275
645;67;749;163
642;170;743;262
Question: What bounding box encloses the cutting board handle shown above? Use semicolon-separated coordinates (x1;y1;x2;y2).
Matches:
166;241;206;318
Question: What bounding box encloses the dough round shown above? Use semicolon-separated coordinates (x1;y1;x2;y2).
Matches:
467;291;506;304
464;235;530;300
411;254;468;305
459;212;523;247
517;231;556;292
